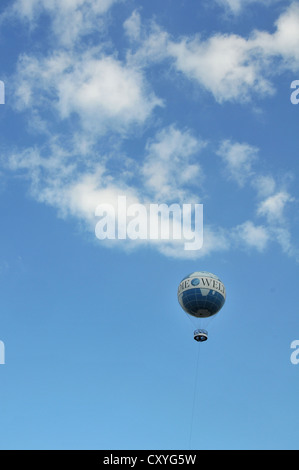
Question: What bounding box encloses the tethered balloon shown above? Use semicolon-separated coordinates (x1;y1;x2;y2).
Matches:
177;271;226;342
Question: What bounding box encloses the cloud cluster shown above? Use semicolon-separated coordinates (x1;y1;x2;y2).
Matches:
127;3;299;103
6;0;120;46
216;0;282;15
217;141;258;186
217;139;297;258
142;126;205;202
14;50;162;135
1;1;298;261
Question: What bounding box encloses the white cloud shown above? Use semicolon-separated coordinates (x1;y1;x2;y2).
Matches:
6;0;120;46
167;32;274;103
257;191;294;223
217;140;258;186
125;20;169;67
56;55;162;132
124;9;142;42
142;125;205;201
216;138;298;259
251;2;299;70
272;227;299;260
6;138;133;223
164;3;299;103
155;224;231;259
234;221;270;252
251;174;276;198
217;0;243;14
216;0;282;15
13;50;162;135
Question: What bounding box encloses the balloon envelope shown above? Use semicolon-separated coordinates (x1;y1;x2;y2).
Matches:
177;271;226;318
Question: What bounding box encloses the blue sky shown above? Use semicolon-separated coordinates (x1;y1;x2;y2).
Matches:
0;0;299;450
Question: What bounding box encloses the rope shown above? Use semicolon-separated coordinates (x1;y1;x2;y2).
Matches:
188;343;201;450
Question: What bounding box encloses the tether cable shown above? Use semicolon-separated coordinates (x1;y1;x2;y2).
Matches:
189;343;201;450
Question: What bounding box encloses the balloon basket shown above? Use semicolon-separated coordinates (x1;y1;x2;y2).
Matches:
194;329;208;342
